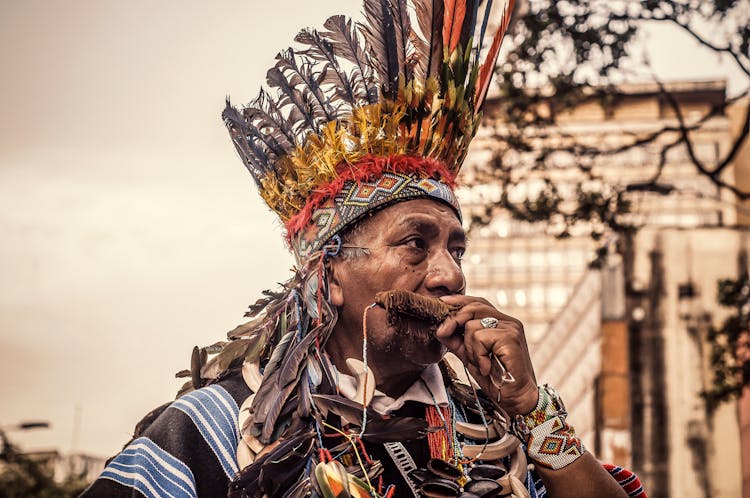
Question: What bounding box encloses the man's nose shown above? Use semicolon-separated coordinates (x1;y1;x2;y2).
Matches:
424;248;465;296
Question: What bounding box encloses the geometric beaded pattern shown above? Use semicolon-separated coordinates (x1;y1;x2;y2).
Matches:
292;171;460;260
527;415;586;470
511;385;586;470
512;384;565;441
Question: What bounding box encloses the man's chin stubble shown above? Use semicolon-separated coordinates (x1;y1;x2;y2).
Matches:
388;335;445;365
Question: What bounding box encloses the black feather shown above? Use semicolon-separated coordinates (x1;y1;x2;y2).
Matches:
459;0;480;52
311;394;429;442
413;0;444;80
388;0;414;81
246;90;298;149
359;416;430;443
266;66;321;134
362;0;400;97
322;15;378;103
222;103;271;181
264;327;295;377
228;431;315;498
259;431;315;495
477;0;494;55
295;28;362;107
312;394;378;426
275;49;336;123
277;327;320;390
296;366;313;419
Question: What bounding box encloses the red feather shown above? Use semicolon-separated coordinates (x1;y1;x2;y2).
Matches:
442;0;467;54
474;0;515;112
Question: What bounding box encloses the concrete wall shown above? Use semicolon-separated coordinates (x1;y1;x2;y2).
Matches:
632;227;744;498
728;98;750;228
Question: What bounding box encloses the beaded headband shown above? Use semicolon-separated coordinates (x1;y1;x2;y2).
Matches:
223;0;515;258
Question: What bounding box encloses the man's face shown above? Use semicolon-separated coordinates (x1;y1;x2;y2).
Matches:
329;199;466;368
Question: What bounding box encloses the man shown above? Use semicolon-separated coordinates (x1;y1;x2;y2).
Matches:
83;1;646;496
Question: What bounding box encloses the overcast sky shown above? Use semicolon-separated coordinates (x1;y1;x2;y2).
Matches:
0;1;744;457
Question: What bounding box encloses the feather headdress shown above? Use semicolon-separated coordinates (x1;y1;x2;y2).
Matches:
180;2;520;495
224;0;516;258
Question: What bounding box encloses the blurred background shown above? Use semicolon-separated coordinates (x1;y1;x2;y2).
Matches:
0;1;747;497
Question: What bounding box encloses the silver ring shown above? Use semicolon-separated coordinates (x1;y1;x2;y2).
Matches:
480;317;499;328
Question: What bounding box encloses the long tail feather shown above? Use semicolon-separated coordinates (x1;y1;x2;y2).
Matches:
474;0;515;111
459;0;480;52
414;0;444;80
443;0;467;54
389;0;414;81
476;0;494;55
362;0;400;97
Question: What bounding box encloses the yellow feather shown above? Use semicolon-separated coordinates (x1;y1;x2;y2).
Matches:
256;80;479;221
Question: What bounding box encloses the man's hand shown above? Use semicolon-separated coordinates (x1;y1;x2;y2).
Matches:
435;295;538;417
435;296;630;498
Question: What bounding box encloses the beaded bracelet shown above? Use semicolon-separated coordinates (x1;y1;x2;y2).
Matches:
510;384;586;470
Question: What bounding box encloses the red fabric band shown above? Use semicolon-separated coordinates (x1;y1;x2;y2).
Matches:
285;154;457;241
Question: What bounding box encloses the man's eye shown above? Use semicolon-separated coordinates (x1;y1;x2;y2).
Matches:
451;248;465;262
403;237;426;250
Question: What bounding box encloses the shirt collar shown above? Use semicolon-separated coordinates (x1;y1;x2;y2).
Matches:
329;359;450;414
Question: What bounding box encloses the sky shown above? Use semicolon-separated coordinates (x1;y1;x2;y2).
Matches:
0;1;745;457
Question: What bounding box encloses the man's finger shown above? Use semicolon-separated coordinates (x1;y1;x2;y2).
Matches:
466;323;501;377
435;317;466;358
440;294;491;307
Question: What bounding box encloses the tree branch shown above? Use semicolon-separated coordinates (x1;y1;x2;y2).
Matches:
657;16;750;79
610;10;750;78
657;79;750;199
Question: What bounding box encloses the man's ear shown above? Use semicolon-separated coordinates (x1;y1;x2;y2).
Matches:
327;259;345;307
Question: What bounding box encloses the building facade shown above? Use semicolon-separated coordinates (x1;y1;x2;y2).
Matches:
461;79;747;497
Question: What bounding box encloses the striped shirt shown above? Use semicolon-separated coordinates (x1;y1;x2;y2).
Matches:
81;375;248;497
82;373;647;497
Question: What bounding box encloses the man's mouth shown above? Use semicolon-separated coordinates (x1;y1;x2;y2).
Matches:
374;290;460;339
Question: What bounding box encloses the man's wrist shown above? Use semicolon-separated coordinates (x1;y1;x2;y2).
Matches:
508;385;540;418
510;384;586;470
511;384;566;440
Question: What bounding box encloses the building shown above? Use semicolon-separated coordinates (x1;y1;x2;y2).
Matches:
461;79;747;497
